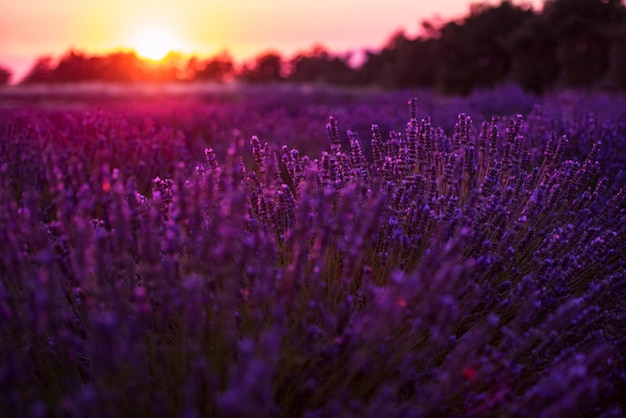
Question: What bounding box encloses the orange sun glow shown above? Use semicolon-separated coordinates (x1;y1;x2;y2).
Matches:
131;27;181;61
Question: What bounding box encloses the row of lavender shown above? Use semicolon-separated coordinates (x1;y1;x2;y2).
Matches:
1;92;625;417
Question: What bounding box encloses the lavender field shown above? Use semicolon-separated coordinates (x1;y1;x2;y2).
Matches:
1;85;626;417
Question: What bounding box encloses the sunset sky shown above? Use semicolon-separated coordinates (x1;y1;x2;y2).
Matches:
0;0;543;82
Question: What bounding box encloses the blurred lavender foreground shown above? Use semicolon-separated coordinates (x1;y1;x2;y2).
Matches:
1;88;625;417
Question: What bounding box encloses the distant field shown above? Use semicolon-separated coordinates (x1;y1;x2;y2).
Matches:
0;82;384;108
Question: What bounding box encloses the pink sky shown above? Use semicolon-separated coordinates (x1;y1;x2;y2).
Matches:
0;0;543;83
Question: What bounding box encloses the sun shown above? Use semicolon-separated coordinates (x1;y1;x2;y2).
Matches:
131;27;180;61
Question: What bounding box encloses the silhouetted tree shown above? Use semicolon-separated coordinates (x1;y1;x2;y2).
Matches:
0;66;11;85
606;23;626;90
434;1;534;94
557;26;609;88
98;52;146;82
239;52;284;83
101;51;181;83
20;50;187;84
545;0;626;88
21;56;56;84
356;31;432;88
390;33;439;88
194;52;235;82
507;18;560;93
156;51;190;81
356;49;395;86
53;50;105;82
287;45;355;84
509;0;626;91
543;0;626;25
357;0;626;94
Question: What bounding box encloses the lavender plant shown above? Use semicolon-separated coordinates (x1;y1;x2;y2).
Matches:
0;93;625;417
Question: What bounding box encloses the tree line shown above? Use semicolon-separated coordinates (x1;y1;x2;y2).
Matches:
2;0;626;94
